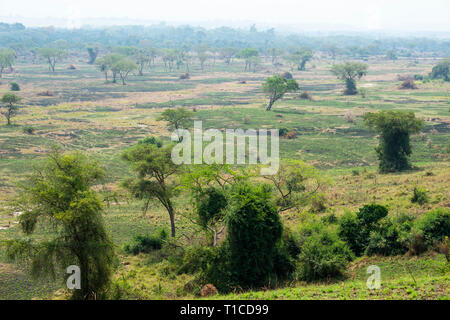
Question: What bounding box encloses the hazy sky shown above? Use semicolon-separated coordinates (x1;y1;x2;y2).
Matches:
1;0;449;32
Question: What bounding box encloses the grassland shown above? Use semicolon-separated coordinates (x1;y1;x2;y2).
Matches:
0;56;449;299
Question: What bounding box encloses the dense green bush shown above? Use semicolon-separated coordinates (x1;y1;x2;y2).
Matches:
411;187;429;205
123;229;168;255
294;219;353;281
338;204;389;256
226;182;283;289
365;218;409;256
9;82;20;91
197;187;228;228
414;208;450;248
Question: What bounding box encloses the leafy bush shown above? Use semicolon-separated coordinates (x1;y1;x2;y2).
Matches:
123;229;168;255
226;182;283;290
338;204;389;256
411;187;429;205
197;187;228;228
9;82;20;91
22;126;35;135
414;208;450;249
365;218;409;256
138;136;163;148
294;220;353;281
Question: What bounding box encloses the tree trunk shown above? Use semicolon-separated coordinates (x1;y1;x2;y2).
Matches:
167;201;176;237
266;99;274;111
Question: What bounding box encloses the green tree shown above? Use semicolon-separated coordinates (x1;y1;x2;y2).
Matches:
0;48;15;78
331;62;368;95
111;58;137;85
86;45;99;64
95;54;123;83
264;160;327;212
157;107;194;141
226;182;283;289
239;48;258;71
38;48;67;72
364;111;424;172
4;151;116;300
262;75;299;111
430;58;450;81
121;140;181;237
1;93;21;125
288;48;313;71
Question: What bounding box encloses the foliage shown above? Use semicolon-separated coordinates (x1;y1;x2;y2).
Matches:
262;75;299;111
430;59;450;81
1;93;21;125
414;208;450;249
4;150;116;300
123;229;168;255
264;160;326;213
411;187;429;205
331;62;368;95
0;48;15;78
294;218;353;281
121;141;181;237
364;111;424;172
38;48;66;72
226;182;283;290
9;82;20;91
157;107;194;131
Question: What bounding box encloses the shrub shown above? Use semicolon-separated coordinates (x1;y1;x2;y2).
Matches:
9;82;20;91
411;187;429;205
299;91;313;100
310;193;327;213
281;71;293;79
138;136;163;148
399;79;418;89
344;110;356;123
295;220;353;281
22;126;35;135
414;208;450;248
365;218;409;256
321;213;339;225
338;204;389;256
279;127;289;137
197;187;228;228
123;229;168;255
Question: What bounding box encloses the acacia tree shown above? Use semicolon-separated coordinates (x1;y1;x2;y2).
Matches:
262;75;299;111
1;93;21;125
38;48;67;72
157;107;194;141
288;48;313;71
183;164;246;247
121;140;181;237
364;111;424;172
5;151;116;300
0;48;15;78
111;58;137;85
331;62;368;95
263;160;327;212
95;54;123;83
239;48;259;71
134;48;152;76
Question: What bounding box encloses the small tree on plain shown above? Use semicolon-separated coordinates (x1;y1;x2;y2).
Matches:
331;62;368;95
1;93;21;125
364;111;424;172
262;75;299;111
111;58;137;85
0;48;15;78
38;48;67;72
121;140;181;237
